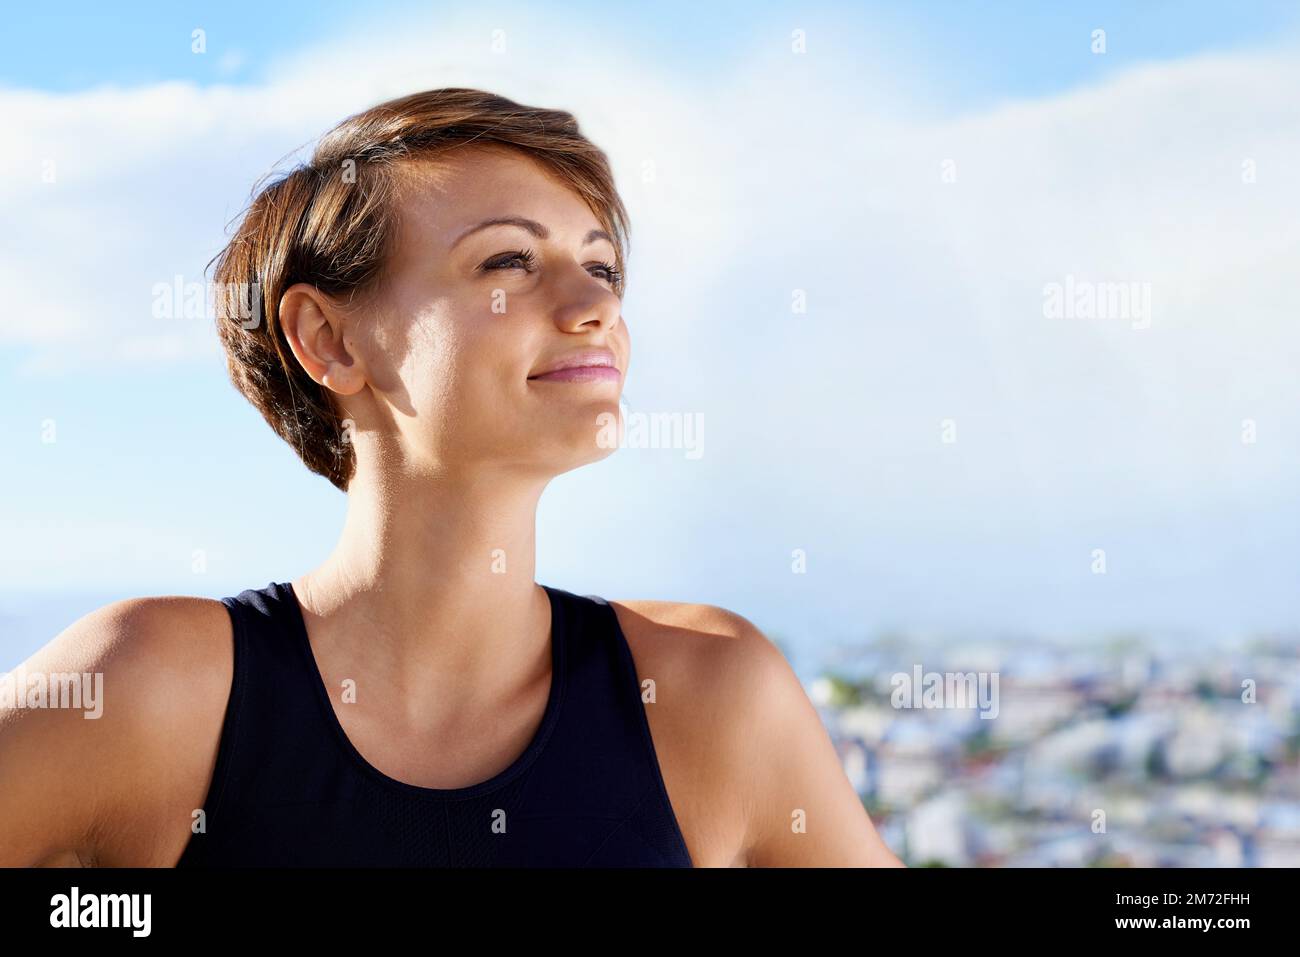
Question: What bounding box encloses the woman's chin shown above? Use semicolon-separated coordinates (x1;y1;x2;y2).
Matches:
544;416;624;470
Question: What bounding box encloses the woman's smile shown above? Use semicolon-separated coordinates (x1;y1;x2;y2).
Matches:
528;365;623;384
527;347;622;384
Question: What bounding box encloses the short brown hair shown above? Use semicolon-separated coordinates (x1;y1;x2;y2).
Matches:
211;87;630;492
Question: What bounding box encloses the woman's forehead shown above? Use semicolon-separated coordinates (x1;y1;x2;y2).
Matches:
393;150;607;248
399;144;541;192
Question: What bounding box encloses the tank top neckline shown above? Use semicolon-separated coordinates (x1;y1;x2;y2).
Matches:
273;579;569;801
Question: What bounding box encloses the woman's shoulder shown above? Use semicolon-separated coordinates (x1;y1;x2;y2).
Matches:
604;597;792;752
606;597;784;685
53;594;236;707
605;598;797;866
603;599;902;867
11;592;234;731
0;593;236;865
607;598;763;639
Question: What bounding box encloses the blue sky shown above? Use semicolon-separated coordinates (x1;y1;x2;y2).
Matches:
2;1;1298;673
4;1;1299;101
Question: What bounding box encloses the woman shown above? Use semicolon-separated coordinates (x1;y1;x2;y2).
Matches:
0;88;902;868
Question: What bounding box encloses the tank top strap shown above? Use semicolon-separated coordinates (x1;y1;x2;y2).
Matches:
536;588;694;866
178;582;342;864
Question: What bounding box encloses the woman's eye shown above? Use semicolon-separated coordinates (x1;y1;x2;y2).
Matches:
589;261;623;286
480;249;622;287
483;249;537;272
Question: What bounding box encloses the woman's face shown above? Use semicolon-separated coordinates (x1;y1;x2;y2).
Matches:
334;144;629;480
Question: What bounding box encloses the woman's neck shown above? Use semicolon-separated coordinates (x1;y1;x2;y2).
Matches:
292;463;554;727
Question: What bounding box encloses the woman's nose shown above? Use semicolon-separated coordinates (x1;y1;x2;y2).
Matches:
549;263;621;333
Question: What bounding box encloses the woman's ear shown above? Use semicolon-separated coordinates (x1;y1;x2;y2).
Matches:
279;283;366;396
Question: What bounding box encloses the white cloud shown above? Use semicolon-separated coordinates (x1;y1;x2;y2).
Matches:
2;12;1296;633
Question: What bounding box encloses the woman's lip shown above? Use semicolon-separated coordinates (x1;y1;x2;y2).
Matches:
528;365;622;383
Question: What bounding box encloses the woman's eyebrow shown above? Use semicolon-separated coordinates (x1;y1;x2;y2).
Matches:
450;216;613;249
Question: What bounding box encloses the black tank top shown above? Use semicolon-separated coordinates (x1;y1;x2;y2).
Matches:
176;581;693;867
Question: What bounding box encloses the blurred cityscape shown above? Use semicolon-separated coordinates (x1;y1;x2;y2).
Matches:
810;632;1300;867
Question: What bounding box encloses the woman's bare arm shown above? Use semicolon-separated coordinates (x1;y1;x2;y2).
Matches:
0;598;231;867
712;612;905;868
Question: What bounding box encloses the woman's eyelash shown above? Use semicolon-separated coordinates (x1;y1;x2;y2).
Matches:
482;249;623;286
483;248;538;271
591;261;623;286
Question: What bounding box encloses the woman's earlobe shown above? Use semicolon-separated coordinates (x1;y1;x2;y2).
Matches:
321;365;352;395
281;285;356;390
321;353;368;396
